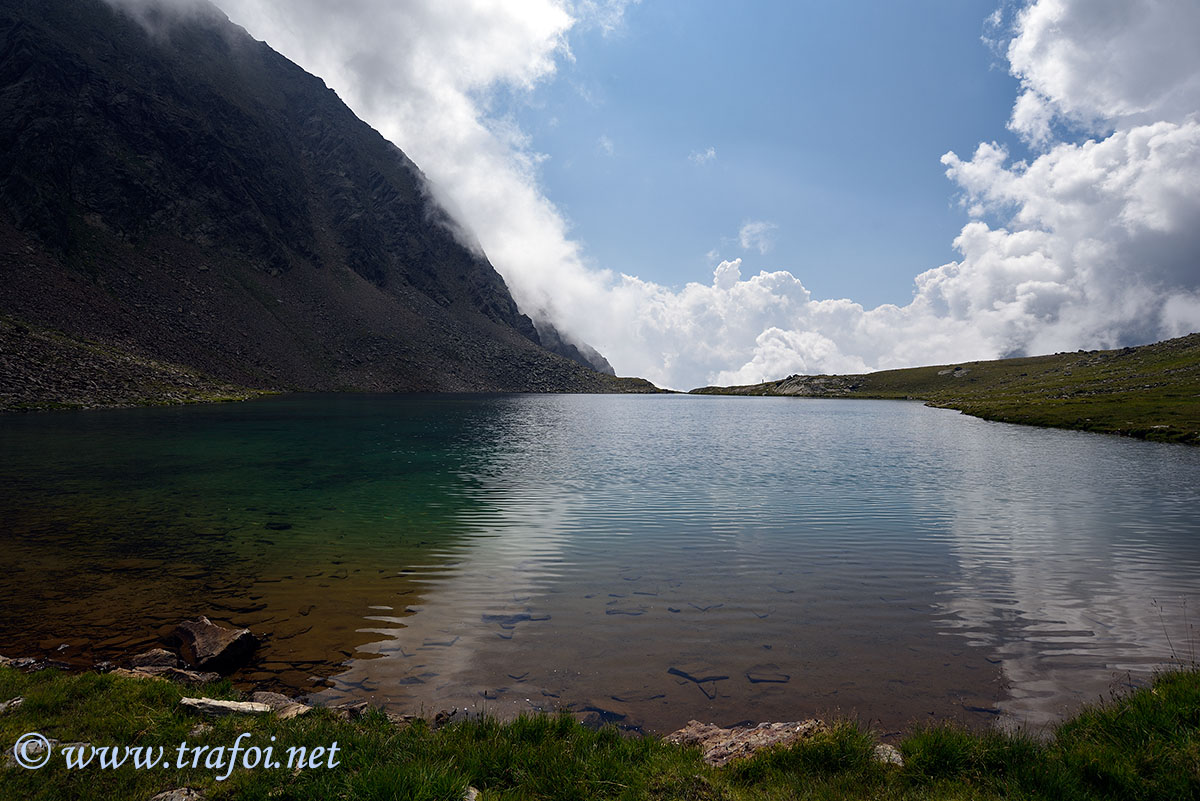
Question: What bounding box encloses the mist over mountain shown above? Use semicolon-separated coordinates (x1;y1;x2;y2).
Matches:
0;0;637;401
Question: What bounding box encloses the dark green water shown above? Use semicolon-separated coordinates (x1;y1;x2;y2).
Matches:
2;393;1198;733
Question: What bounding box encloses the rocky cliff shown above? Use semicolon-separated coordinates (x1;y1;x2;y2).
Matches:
0;0;651;405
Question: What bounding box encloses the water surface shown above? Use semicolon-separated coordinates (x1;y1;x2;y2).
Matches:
1;394;1197;734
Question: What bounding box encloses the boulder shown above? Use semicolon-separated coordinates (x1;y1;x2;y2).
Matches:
170;617;258;674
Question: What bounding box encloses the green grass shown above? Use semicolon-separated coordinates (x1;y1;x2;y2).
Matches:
2;666;1199;799
692;332;1200;444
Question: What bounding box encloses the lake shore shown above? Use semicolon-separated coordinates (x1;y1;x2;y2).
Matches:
1;660;1197;800
691;332;1200;445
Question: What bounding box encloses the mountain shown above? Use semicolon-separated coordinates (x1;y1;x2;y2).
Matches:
692;333;1200;444
0;0;653;408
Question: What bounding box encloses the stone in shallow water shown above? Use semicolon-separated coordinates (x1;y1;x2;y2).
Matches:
170;617;258;674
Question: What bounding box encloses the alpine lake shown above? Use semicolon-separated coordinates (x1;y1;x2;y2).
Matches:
2;393;1198;736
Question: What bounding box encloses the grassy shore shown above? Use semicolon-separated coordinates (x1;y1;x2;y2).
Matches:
692;332;1200;444
1;665;1198;800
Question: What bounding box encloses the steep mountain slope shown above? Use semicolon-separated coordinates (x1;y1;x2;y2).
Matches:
0;0;650;402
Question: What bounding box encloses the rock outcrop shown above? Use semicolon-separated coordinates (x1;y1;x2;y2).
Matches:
0;0;658;407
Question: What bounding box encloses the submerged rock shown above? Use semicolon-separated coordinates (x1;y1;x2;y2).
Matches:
170;617;259;674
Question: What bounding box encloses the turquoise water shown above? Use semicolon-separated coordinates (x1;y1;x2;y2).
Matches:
2;393;1198;733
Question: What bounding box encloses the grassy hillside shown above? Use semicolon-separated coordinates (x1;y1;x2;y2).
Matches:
692;333;1200;444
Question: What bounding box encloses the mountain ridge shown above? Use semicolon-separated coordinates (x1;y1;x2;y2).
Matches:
0;0;650;403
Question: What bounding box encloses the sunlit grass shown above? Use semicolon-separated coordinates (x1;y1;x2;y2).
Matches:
1;666;1198;799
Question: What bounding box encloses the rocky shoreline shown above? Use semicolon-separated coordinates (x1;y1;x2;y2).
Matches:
0;616;905;775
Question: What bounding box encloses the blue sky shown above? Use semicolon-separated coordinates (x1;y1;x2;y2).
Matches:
224;0;1200;388
500;0;1023;307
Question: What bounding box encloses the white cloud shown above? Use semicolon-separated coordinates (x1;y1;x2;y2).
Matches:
572;0;639;35
597;134;614;157
737;221;778;254
194;0;1198;390
1005;0;1200;143
689;146;717;164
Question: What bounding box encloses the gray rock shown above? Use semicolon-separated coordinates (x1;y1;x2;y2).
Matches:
149;789;205;801
664;719;827;767
275;702;312;721
0;697;23;715
110;667;219;685
874;743;904;766
170;617;258;674
250;691;295;710
179;697;272;718
129;649;180;670
249;690;312;719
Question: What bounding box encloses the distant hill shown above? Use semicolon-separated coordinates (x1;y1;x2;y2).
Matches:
692;333;1200;444
0;0;655;408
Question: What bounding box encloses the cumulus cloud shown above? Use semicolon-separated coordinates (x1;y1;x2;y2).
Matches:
597;134;614;157
738;221;778;255
689;146;717;164
1005;0;1200;144
135;0;1200;390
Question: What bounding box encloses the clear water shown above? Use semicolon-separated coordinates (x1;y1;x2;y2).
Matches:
1;393;1197;734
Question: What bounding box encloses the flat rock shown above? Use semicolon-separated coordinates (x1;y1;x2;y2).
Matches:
129;648;180;670
110;667;219;685
276;703;312;720
170;617;258;674
247;693;313;719
179;697;272;718
665;719;826;767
